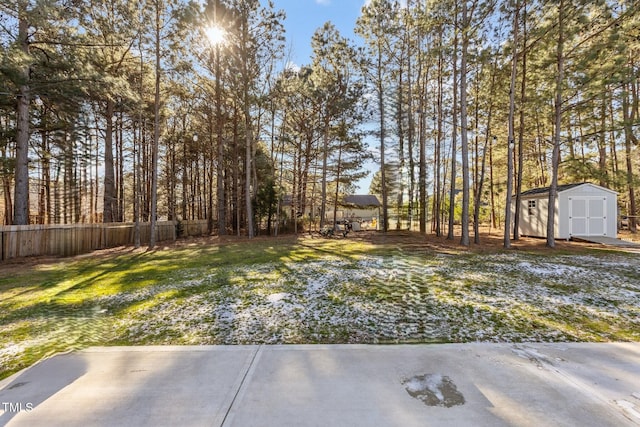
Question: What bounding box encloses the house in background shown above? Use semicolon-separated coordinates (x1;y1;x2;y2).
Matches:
514;183;617;240
279;194;381;230
341;195;381;231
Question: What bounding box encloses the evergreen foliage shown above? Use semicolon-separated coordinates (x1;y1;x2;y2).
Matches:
0;0;637;243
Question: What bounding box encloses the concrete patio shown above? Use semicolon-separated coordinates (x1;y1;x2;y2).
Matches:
1;344;639;426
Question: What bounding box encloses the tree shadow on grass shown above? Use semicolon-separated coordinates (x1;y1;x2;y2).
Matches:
4;236;638;381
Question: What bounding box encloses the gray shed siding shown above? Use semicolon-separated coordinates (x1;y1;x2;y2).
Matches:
516;195;556;238
515;183;617;239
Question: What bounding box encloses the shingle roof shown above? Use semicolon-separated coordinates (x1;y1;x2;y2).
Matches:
520;183;588;196
343;195;381;207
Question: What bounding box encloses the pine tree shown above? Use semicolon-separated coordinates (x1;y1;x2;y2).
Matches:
311;23;365;230
355;0;399;232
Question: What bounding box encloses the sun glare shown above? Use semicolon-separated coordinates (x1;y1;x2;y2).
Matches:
205;26;226;46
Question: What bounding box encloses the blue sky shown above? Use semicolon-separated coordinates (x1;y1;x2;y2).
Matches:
267;0;381;193
269;0;368;66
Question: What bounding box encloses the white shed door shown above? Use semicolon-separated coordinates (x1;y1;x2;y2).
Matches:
569;197;607;236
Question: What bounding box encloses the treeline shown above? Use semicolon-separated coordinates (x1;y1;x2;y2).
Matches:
0;0;638;248
359;0;639;247
0;0;288;245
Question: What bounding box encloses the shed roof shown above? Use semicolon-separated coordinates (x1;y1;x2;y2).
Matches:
520;183;586;196
342;195;381;207
519;182;617;197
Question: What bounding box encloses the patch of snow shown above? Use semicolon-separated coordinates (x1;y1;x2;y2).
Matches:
266;293;290;303
514;261;586;277
104;252;640;345
0;342;25;367
405;374;445;401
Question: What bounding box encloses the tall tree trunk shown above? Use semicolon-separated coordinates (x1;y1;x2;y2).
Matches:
433;29;444;237
547;0;565;249
447;9;459;241
623;80;637;232
149;1;162;249
212;0;226;236
93;118;99;221
41;118;51;224
320;119;329;229
74;137;81;223
397;57;405;231
332;143;343;229
134;121;141;248
378;41;388;233
474;56;498;244
103;100;117;223
14;10;30;225
216;43;226;236
274;127;285;236
53;165;61;224
117;114;125;221
64;132;72;224
597;97;608;187
407;5;417;233
418;90;426;234
459;1;470;246
244;106;254;238
489;133;497;229
2;144;13;225
300;136;313;223
534;112;547;186
207;110;215;234
292;146;298;234
514;0;528;241
233;110;241;235
505;0;520;249
182;134;189;221
241;13;254;239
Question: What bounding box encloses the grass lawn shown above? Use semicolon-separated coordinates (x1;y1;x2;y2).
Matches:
1;232;639;380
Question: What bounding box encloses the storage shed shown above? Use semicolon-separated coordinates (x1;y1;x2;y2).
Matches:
515;183;617;239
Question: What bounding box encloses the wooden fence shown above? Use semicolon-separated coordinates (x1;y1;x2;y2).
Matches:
0;220;209;261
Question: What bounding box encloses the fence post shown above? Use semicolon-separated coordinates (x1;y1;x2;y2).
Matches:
1;230;4;261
